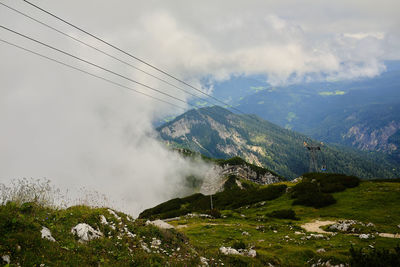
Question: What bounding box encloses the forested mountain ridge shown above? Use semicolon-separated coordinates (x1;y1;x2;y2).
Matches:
157;106;399;179
235;65;400;162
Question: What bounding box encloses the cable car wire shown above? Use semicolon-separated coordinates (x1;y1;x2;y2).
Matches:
0;37;187;110
22;0;247;115
0;24;192;106
0;1;213;104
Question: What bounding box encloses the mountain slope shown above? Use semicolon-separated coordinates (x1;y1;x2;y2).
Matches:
141;177;400;266
158;106;399;179
235;68;400;161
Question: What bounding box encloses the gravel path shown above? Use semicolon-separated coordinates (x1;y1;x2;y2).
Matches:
301;219;400;238
301;220;336;234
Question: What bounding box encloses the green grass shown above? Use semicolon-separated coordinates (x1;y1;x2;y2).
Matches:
166;181;400;266
0;202;200;266
1;180;399;266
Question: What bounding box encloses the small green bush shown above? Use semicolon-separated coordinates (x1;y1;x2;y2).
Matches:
291;181;336;208
139;198;183;219
290;182;319;199
20;202;37;214
291;173;360;208
320;182;346;193
292;192;336;208
206;209;221;218
224;175;239;191
302;173;360;192
349;245;400;267
159;208;190;220
232;240;246;250
267;209;298;220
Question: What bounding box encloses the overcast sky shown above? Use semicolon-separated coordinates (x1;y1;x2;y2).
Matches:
0;0;399;215
1;0;400;85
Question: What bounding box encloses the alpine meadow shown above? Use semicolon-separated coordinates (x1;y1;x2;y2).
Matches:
0;1;399;266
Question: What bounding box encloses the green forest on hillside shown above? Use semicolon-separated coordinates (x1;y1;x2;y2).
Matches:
158;106;400;179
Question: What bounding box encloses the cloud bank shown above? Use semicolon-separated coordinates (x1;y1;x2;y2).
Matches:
31;0;396;85
0;0;399;215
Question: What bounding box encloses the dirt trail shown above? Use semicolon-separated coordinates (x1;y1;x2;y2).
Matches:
301;220;337;234
301;220;400;239
379;233;400;238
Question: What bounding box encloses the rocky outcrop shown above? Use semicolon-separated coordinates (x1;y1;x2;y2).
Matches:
41;226;56;242
201;164;284;194
219;246;257;257
219;164;283;185
344;121;400;152
146;219;175;230
71;223;103;242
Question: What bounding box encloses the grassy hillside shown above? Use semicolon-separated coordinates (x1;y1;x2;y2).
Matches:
1;176;400;266
158;106;400;179
147;176;400;266
0;202;201;266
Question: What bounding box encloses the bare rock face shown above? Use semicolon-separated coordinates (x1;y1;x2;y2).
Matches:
220;164;283;185
201;164;284;194
344;121;400;152
159;110;270;168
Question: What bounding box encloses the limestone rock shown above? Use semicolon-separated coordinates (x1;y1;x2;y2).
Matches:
41;226;56;242
146;219;174;229
71;223;103;242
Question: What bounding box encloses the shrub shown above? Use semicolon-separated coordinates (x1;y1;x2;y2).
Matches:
159;209;190;220
232;240;246;250
139;198;183;219
181;193;205;203
291;181;336;208
349;245;400;267
215;184;287;209
140;184;287;219
339;175;360;188
224;175;239;191
206;209;221;218
302;173;360;192
320;182;346;193
292;192;336;208
20;202;37;214
267;209;298;220
291;173;360;208
290;182;319;199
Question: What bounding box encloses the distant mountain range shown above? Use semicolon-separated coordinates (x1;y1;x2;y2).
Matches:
236;67;400;162
157;106;399;179
157;62;400;164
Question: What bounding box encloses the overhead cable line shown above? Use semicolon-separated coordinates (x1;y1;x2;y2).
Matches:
0;37;243;135
0;35;242;127
0;2;212;104
22;0;247;115
0;24;192;106
0;37;186;110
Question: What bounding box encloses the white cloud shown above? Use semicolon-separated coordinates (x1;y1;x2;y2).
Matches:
344;32;385;40
0;0;399;215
